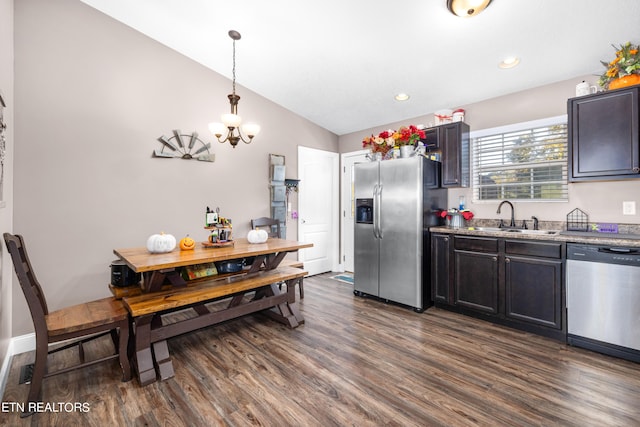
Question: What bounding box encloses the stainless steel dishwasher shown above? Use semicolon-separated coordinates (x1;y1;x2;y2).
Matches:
566;243;640;362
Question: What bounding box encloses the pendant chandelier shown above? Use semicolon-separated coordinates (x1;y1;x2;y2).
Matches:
208;30;260;148
447;0;492;17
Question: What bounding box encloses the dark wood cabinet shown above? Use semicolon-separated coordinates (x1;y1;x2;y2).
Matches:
504;240;564;330
441;122;470;187
453;236;499;315
422;127;440;150
422;122;470;187
431;234;452;304
504;256;563;329
568;86;640;181
431;234;566;340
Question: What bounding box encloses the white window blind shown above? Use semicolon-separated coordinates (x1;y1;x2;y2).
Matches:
472;117;568;201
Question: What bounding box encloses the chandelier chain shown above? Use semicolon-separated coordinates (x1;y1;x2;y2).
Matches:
232;38;236;96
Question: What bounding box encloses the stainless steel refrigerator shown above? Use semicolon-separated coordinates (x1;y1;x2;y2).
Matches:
354;156;447;312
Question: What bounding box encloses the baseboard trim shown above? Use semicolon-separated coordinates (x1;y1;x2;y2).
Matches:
11;333;36;355
0;333;35;398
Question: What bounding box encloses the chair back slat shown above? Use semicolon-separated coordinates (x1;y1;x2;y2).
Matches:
3;233;50;335
250;217;281;238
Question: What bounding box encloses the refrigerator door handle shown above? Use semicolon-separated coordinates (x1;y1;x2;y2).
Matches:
376;184;383;239
372;185;380;239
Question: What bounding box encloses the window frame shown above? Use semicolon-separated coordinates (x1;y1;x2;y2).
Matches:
471;115;568;203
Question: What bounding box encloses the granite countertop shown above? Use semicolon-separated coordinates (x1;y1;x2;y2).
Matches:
430;225;640;248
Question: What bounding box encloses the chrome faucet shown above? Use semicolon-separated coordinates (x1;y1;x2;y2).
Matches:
496;200;516;228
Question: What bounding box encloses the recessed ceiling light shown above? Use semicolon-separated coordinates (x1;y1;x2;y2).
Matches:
395;93;410;101
447;0;493;17
499;56;520;69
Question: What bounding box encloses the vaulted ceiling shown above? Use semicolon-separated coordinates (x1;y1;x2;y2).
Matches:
80;0;640;135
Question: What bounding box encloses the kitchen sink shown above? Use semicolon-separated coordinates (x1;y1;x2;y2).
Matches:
504;229;561;235
468;227;560;235
467;227;503;232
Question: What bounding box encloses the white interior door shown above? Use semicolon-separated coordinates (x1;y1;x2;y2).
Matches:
298;146;339;275
341;150;369;272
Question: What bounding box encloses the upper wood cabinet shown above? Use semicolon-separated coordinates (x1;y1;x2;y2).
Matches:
423;122;470;187
568;86;640;182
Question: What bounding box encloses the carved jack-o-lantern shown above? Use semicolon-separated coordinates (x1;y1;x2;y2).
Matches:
179;235;196;251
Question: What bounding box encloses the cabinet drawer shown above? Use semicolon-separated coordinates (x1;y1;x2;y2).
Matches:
505;240;563;259
454;236;498;252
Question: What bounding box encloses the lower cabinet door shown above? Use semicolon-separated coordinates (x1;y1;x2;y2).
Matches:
454;250;499;314
431;234;452;305
505;256;563;329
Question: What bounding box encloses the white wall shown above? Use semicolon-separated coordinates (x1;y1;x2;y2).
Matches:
339;76;640;226
0;0;15;376
12;0;338;336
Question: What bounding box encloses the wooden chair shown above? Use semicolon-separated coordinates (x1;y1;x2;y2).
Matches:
251;216;281;238
250;217;305;299
3;233;131;417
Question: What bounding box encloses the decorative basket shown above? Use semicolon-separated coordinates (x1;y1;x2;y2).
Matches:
566;208;588;231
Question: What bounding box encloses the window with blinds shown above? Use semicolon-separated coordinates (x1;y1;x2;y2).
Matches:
472;117;568;201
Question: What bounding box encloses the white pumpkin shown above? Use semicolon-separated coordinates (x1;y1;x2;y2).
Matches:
247;228;269;244
146;232;177;253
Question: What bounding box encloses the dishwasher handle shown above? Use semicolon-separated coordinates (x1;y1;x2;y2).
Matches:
598;247;638;254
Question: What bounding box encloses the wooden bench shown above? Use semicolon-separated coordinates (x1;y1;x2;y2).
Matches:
123;265;308;385
277;259;305;298
279;259;303;269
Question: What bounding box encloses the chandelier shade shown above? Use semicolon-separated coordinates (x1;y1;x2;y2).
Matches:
446;0;492;17
221;113;242;128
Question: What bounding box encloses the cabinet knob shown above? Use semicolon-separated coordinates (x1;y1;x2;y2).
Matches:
492;256;498;262
505;258;511;263
444;237;449;242
633;167;640;173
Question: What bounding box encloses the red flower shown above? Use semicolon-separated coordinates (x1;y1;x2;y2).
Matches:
392;125;426;146
440;210;474;221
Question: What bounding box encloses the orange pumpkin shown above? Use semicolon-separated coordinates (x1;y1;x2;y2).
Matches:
179;235;196;251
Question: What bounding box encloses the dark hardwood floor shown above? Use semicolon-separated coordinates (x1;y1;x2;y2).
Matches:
1;273;639;426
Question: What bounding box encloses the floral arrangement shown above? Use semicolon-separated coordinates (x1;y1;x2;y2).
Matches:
599;41;640;89
440;209;474;221
362;125;426;155
362;130;395;155
393;125;426;146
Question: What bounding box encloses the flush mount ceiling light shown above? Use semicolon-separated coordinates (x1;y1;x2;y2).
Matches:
395;93;410;101
447;0;492;17
208;30;260;148
499;56;520;69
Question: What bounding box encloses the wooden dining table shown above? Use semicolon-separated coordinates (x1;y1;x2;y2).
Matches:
113;237;312;385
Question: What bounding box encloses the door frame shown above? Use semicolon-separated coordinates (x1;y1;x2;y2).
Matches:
340;149;369;272
297;146;340;274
